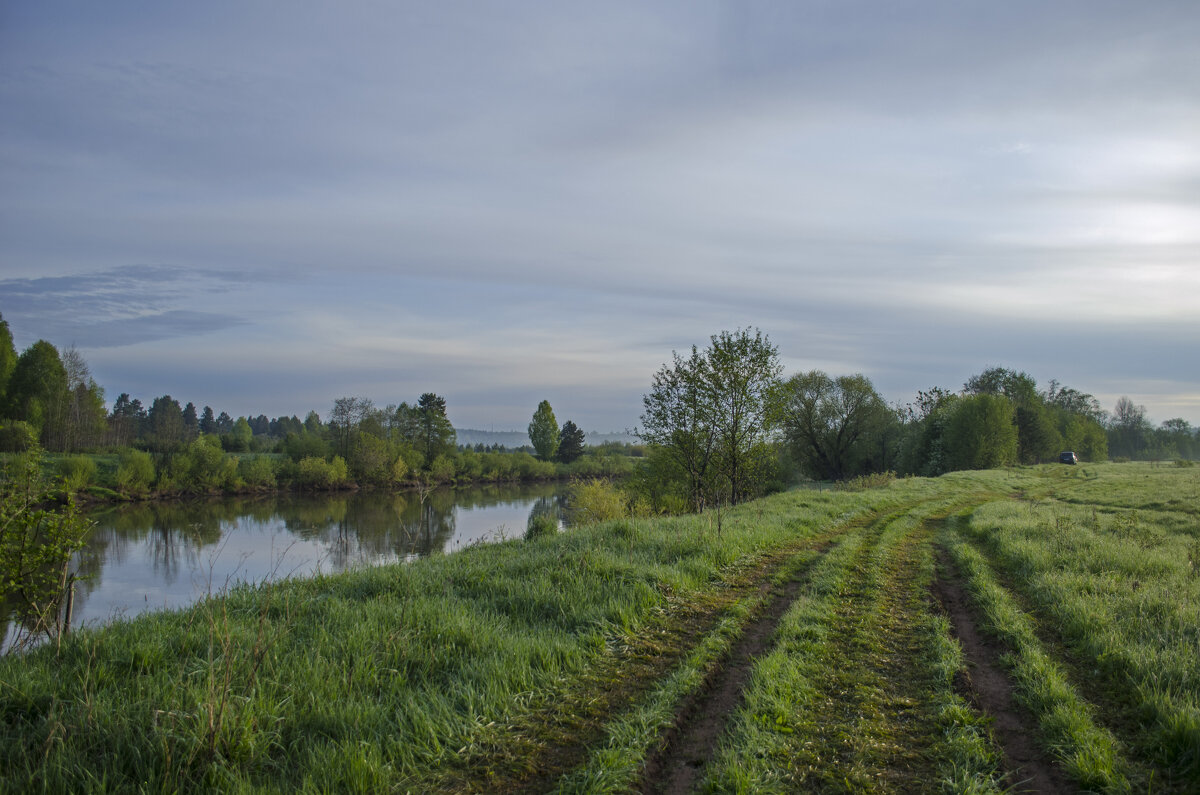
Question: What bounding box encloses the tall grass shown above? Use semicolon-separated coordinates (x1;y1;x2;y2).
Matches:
3;477;918;790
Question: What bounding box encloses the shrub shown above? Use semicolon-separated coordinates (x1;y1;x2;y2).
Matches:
1174;459;1195;468
57;456;97;492
1;451;91;651
115;449;155;496
524;514;559;541
0;421;37;453
295;456;350;490
568;478;627;525
429;454;456;483
238;456;278;489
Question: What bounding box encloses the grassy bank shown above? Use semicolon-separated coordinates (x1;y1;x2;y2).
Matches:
3;463;1197;792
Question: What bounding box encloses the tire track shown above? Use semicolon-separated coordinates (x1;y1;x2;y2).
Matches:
639;505;903;794
932;541;1069;794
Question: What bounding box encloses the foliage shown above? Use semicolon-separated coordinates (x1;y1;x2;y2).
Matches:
639;328;782;510
2;340;67;445
528;399;560;461
57;455;97;492
524;513;558;541
295;455;350;490
0;312;16;406
943;393;1018;470
0;450;92;651
416;393;456;462
557;420;586;463
145;395;189;453
568;478;630;524
0;419;38;453
781;370;896;480
115;448;155;496
237;456;278;490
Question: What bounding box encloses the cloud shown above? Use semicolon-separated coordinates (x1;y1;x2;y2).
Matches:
0;265;254;348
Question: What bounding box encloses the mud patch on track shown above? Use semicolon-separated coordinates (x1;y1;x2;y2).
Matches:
933;550;1070;794
638;571;808;795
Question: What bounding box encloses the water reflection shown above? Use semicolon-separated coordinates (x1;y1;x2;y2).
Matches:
4;482;567;646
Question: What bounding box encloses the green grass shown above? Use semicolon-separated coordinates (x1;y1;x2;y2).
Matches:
2;464;1197;792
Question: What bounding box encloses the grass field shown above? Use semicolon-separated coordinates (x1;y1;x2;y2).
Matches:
2;463;1196;792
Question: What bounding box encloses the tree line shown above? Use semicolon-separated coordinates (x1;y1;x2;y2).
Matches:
0;312;630;496
631;328;1197;514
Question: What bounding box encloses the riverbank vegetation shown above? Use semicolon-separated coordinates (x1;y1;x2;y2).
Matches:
2;463;1196;791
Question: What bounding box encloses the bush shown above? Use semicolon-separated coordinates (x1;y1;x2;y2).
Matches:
57;456;97;492
114;449;155;496
1;451;91;651
0;420;38;453
295;456;350;490
429;454;456;483
238;456;278;489
1174;459;1195;468
568;479;627;525
524;514;559;541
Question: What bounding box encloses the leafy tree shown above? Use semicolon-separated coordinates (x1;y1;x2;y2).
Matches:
1160;418;1195;460
3;341;68;447
55;347;107;452
145;395;187;453
108;393;146;447
1;450;92;650
330;396;375;457
557;420;586;463
223;417;253;452
1043;380;1106;423
1014;404;1062;464
640;328;781;509
964;367;1038;405
1108;396;1151;459
640;346;717;510
781;371;895;481
528;400;560;461
0;312;16;405
943;393;1018;470
304;411;322;434
706;329;784;504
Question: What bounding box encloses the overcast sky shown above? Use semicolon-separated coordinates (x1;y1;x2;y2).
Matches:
2;1;1198;431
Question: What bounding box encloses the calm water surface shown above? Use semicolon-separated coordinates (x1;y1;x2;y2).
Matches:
5;482;566;645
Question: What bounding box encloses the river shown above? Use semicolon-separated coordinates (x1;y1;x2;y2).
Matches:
3;482;568;649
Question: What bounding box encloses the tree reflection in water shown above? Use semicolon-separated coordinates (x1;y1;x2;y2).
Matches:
32;482;567;636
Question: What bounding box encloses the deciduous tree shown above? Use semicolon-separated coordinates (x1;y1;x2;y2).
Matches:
640;328;782;509
781;371;894;481
528;400;559;461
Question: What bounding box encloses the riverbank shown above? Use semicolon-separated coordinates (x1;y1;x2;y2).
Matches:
14;445;635;507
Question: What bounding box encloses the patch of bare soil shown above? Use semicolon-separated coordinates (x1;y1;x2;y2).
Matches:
933;551;1071;794
638;568;810;795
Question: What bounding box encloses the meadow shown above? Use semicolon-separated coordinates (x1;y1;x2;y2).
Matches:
1;463;1196;793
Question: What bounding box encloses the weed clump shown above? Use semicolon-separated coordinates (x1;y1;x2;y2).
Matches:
525;514;558;541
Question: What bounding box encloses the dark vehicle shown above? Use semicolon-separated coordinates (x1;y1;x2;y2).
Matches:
1059;451;1079;465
